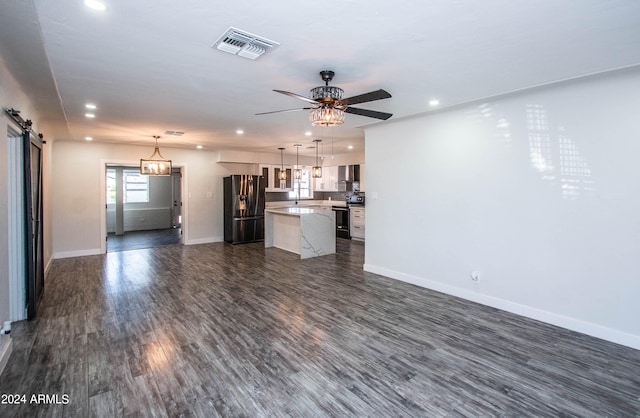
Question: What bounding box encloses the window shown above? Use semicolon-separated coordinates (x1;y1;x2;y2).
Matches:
106;168;149;204
288;168;312;199
124;170;149;203
106;168;116;204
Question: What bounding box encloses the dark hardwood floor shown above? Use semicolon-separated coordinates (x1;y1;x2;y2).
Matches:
1;240;639;417
107;228;182;252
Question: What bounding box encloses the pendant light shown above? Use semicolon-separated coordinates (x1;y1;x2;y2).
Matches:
140;135;172;176
294;144;302;180
278;147;287;180
312;139;322;178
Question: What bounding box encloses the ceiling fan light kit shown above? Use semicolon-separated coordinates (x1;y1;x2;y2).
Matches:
257;70;393;125
309;107;345;126
310;71;344;102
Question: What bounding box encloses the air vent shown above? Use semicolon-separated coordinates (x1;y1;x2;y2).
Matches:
212;27;279;60
164;130;184;136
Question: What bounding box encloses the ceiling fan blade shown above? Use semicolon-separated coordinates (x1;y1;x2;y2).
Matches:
338;89;392;106
344;107;393;120
273;89;319;104
255;107;313;116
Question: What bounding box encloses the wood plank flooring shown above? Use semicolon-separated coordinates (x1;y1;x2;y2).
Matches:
1;240;639;417
107;228;182;252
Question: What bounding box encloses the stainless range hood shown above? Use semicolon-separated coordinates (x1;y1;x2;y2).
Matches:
338;165;360;192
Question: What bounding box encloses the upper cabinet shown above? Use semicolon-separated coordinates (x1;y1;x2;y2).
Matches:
261;164;270;189
274;167;293;190
313;164;365;192
315;165;339;191
260;164;293;191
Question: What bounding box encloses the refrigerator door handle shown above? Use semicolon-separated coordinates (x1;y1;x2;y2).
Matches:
232;216;264;221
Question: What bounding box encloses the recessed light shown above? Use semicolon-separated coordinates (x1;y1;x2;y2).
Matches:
304;131;312;136
85;113;95;118
347;145;354;150
85;136;93;141
84;0;106;11
85;103;97;110
197;145;203;149
429;99;440;106
236;129;244;135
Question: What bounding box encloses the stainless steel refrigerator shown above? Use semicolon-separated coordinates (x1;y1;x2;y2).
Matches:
223;175;265;244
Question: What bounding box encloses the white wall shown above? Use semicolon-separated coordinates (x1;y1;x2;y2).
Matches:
321;151;364;167
0;56;55;363
364;67;640;349
52;141;254;257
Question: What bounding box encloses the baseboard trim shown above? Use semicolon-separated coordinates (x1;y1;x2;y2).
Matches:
53;248;103;259
0;335;12;375
185;236;223;245
363;263;640;350
53;238;227;257
45;256;54;276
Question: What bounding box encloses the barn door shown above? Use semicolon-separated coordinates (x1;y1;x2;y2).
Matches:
24;130;44;320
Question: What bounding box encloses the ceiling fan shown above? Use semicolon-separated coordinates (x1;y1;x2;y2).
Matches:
256;70;392;126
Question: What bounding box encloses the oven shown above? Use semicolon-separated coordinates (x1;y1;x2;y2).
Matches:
331;206;350;239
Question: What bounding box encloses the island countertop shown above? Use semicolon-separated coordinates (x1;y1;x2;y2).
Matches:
265;206;332;216
264;206;335;259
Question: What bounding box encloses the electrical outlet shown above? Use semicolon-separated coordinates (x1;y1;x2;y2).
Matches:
471;271;480;282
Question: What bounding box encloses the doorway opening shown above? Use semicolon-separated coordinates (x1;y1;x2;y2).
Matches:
105;165;183;252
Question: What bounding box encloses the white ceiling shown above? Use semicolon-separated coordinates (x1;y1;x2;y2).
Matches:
2;0;640;157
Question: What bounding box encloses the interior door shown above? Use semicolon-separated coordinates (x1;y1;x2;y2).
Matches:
171;168;182;229
24;131;44;320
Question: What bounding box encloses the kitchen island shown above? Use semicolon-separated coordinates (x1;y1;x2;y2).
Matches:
265;206;335;259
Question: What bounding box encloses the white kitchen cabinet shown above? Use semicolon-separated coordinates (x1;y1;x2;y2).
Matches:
274;166;293;191
315;165;339;191
350;206;365;240
260;164;272;190
261;164;293;191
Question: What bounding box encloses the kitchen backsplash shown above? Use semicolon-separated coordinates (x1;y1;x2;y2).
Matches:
265;191;348;202
316;191;349;201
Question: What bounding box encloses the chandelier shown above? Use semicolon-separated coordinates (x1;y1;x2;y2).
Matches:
140;135;172;176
